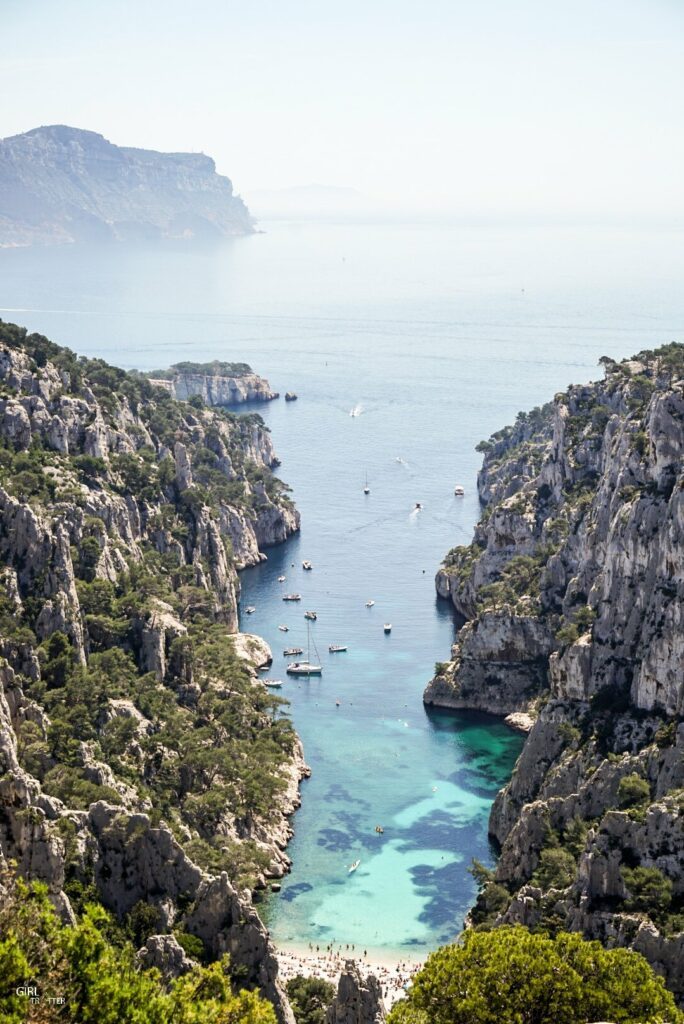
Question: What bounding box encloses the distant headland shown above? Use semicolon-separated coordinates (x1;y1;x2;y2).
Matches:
0;124;254;246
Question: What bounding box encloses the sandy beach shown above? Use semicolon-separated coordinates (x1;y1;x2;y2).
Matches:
276;942;423;1008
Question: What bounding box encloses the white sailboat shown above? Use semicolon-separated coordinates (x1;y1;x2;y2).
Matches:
363;472;370;495
286;620;323;676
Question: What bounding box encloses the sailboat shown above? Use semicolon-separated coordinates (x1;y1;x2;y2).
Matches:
363;473;370;495
286;620;323;676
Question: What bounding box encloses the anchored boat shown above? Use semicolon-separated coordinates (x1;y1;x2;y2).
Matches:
304;610;318;621
286;621;322;677
283;593;302;602
329;644;348;653
284;647;303;656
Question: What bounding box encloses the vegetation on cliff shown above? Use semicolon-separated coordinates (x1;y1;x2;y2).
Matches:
427;343;684;1001
0;321;300;1021
0;876;276;1023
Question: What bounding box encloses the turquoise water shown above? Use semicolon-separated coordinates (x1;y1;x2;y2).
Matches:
1;221;682;956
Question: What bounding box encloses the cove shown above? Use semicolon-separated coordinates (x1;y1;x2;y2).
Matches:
1;221;679;953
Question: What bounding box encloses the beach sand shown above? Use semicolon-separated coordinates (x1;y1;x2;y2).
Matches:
276;942;423;1008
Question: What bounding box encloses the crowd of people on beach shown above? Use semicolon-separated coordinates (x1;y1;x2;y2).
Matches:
276;941;421;1008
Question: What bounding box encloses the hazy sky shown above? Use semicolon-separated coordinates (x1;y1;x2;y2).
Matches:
2;0;683;219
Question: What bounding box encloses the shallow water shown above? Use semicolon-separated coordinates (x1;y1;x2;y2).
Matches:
1;220;682;955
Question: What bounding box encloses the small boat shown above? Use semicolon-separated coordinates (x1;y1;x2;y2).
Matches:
278;625;289;632
277;575;286;582
348;860;361;874
375;825;384;834
245;605;256;614
284;647;303;656
283;593;302;602
365;600;375;608
329;644;348;653
414;502;423;510
384;623;392;634
263;679;283;688
285;392;298;401
304;610;317;621
454;485;465;496
363;472;370;495
335;700;341;707
302;560;313;571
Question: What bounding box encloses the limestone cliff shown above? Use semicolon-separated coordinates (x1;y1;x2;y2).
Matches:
0;125;254;246
426;344;684;999
148;360;278;406
0;320;301;1020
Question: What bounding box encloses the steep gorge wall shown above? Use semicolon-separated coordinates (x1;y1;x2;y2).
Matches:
426;345;684;999
0;322;300;1020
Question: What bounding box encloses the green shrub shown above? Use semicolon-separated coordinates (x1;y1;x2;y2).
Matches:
618;773;651;810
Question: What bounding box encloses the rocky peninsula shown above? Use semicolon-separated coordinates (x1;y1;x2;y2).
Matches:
426;343;684;999
0;321;300;1020
0;125;254;246
147;360;278;406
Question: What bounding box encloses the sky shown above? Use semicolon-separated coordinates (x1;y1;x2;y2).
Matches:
1;0;683;220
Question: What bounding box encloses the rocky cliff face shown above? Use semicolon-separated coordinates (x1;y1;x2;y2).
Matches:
426;344;684;999
148;361;278;406
0;125;254;246
0;320;301;1020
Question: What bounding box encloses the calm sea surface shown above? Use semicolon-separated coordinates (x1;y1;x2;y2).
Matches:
1;221;682;956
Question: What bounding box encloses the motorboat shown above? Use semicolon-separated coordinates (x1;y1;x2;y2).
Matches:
302;560;313;570
284;647;303;656
415;502;423;510
304;610;318;621
384;623;392;634
348;860;361;874
454;485;465;496
245;605;256;614
283;593;302;602
365;600;375;608
285;392;298;401
277;575;286;582
375;825;384;834
329;644;348;653
263;679;283;688
278;625;289;632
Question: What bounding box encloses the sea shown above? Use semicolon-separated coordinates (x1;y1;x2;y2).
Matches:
1;219;682;958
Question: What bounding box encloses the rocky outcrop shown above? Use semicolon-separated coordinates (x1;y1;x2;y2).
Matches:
0;125;254;246
150;366;278;405
325;961;386;1024
137;933;197;979
429;344;684;999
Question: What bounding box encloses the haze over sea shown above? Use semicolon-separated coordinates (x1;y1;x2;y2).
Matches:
1;221;682;957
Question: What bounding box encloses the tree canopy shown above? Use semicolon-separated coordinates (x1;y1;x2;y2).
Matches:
387;925;683;1024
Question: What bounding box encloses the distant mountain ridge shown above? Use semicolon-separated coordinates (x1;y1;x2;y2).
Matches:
0;125;254;245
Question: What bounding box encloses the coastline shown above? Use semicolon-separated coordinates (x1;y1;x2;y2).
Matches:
275;941;424;1008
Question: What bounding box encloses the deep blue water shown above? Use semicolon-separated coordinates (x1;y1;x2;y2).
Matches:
1;220;682;956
